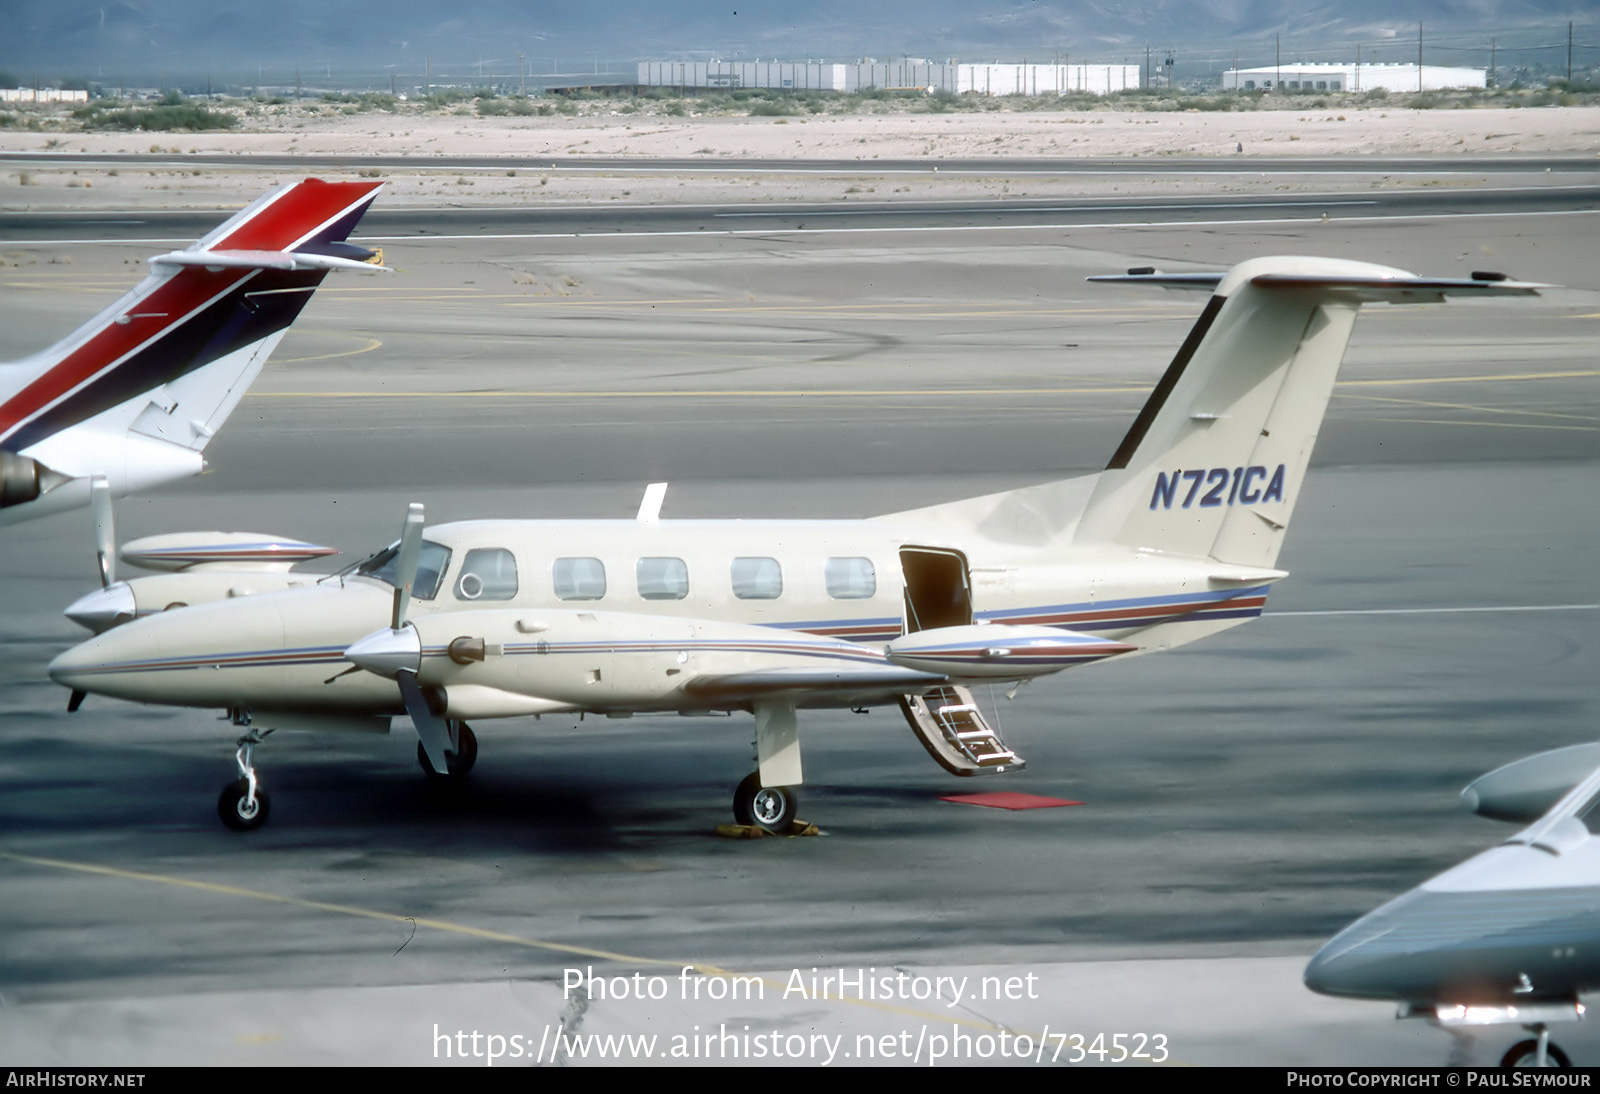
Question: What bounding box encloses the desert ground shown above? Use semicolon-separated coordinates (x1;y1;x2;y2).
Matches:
2;105;1598;213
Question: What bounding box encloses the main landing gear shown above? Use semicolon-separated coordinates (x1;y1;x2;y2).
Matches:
1502;1026;1571;1068
732;772;798;832
728;699;803;833
218;727;273;831
416;721;478;780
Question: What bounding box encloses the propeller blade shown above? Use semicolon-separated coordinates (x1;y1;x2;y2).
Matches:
90;474;114;588
396;670;454;774
390;502;425;629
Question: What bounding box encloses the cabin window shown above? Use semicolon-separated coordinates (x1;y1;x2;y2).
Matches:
637;557;689;600
454;547;518;601
825;556;876;599
731;556;783;600
553;557;606;600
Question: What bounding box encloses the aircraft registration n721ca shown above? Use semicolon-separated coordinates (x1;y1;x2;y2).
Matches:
0;178;386;530
47;256;1545;833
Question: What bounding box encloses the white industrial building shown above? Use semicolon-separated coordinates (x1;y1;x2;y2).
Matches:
0;88;90;103
636;60;1141;96
1221;63;1485;93
956;64;1140;96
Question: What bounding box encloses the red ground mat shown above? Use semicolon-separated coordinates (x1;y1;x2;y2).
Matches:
940;791;1083;810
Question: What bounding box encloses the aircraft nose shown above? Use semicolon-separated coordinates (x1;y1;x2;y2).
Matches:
49;625;153;692
1303;940;1363;997
344;625;421;678
63;582;137;633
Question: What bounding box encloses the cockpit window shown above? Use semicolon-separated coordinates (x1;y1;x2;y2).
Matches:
454;548;519;601
1579;791;1600;835
356;539;452;600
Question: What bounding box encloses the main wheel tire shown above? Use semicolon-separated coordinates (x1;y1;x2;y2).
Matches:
218;778;270;831
732;772;760;826
418;722;478;779
732;772;797;832
1502;1039;1571;1068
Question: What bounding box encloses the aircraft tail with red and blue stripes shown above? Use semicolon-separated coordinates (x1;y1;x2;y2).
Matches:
0;178;385;526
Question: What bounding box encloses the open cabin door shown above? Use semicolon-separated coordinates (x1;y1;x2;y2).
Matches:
899;546;972;635
896;546;1023;777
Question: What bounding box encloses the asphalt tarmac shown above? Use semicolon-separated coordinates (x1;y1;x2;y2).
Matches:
0;165;1594;1066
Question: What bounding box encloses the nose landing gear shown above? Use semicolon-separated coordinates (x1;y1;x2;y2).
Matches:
416;721;478;780
218;727;274;831
1502;1026;1571;1068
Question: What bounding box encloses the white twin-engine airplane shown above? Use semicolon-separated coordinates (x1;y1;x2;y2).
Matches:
1307;744;1600;1068
0;178;386;530
47;257;1544;833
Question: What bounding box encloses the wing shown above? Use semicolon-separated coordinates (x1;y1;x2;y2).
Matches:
684;665;947;706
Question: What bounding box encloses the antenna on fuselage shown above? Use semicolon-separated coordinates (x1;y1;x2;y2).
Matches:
636;482;668;524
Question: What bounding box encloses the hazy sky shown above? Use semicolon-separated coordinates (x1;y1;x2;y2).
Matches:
3;1;1587;82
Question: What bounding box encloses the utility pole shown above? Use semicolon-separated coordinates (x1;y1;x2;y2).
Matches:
1490;36;1496;88
1418;23;1424;92
1569;21;1574;83
1355;43;1361;93
1275;33;1280;93
519;53;525;96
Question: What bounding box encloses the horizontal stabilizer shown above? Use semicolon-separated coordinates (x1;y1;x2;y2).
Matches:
1087;270;1224;291
150;249;390;273
1249;272;1547;302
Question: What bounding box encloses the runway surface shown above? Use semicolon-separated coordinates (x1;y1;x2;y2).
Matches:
0;165;1595;1066
3;151;1596;175
3;178;1597;242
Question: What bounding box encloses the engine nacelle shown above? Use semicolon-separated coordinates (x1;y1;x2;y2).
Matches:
885;623;1135;679
1460;742;1600;823
120;531;338;573
0;452;42;508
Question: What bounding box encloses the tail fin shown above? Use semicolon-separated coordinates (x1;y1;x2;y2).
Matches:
0;178;385;524
1074;257;1543;568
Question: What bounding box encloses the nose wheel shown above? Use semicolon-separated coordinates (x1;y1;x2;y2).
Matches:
218;728;273;831
218;778;271;830
417;721;478;780
733;772;798;832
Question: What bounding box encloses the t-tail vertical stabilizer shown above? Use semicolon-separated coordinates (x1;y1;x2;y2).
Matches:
1074;257;1543;569
0;178;387;527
